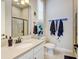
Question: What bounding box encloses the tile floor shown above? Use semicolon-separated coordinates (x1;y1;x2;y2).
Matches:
44;49;75;59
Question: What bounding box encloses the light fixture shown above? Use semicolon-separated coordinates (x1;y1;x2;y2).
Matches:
25;0;29;3
13;0;29;5
14;0;18;2
21;0;25;5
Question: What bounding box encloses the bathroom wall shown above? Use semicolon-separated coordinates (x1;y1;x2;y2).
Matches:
22;8;29;19
37;0;44;22
12;6;29;19
1;0;12;47
73;0;77;13
29;0;44;35
1;0;5;35
29;0;37;12
12;6;22;18
45;0;74;51
5;0;12;36
29;0;37;35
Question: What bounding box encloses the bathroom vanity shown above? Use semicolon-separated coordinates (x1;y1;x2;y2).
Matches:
1;39;45;59
1;0;45;59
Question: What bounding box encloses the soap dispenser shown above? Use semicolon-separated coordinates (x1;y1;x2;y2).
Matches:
8;36;13;47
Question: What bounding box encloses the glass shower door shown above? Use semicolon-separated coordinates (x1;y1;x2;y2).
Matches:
12;18;23;37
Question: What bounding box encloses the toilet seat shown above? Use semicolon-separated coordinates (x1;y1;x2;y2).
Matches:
44;43;55;48
44;43;55;55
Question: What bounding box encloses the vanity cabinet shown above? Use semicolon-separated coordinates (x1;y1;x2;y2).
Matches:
34;48;44;59
34;43;44;59
16;49;33;59
15;42;44;59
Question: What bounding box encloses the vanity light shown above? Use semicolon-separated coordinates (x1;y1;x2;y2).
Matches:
25;0;29;3
14;0;18;2
13;0;29;5
21;0;25;5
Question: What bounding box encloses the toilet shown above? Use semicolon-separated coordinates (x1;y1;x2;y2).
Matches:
44;43;55;55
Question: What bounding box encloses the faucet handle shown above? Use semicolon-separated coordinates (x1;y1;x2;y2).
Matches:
18;36;20;39
18;37;23;42
15;40;18;43
18;37;23;39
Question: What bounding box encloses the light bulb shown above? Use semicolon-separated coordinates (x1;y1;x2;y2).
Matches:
21;0;25;5
25;0;29;3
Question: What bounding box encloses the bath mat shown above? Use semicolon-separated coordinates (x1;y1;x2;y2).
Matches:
64;55;76;59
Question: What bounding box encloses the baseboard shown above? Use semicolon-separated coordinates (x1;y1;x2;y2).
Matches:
55;47;73;53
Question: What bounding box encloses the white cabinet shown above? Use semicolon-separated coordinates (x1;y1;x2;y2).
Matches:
34;47;44;59
34;43;44;59
15;42;44;59
16;49;33;59
39;47;44;59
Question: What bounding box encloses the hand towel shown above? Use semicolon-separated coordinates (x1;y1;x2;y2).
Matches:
50;20;56;35
33;25;38;34
57;20;64;38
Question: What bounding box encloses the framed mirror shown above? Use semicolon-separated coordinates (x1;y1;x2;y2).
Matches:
12;0;30;37
12;17;28;37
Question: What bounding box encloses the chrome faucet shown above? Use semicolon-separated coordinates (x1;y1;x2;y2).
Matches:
15;36;22;44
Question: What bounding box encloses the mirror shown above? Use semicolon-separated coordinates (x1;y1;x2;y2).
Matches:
12;17;28;37
1;0;44;39
12;0;30;37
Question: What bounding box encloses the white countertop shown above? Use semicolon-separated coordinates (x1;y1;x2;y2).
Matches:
1;39;45;59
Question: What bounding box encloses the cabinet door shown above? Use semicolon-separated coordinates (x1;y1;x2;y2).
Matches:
34;51;40;59
38;47;44;59
16;50;33;59
27;54;33;59
34;47;44;59
17;54;33;59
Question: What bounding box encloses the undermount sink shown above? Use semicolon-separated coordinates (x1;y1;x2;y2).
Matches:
16;43;33;48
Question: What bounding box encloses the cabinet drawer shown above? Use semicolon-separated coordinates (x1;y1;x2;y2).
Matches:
34;42;44;54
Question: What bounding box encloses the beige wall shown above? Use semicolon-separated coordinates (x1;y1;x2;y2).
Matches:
1;0;12;47
5;0;12;36
73;0;77;13
12;6;29;19
29;0;37;35
37;0;44;21
22;8;29;19
1;0;5;35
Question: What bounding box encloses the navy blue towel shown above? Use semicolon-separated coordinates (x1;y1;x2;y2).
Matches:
56;20;58;31
50;20;56;35
57;20;64;38
64;55;76;59
33;25;38;34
